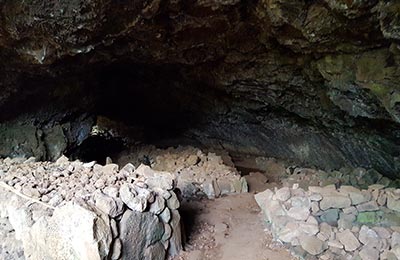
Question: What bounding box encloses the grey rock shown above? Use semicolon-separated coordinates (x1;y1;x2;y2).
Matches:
275;187;291;202
120;184;147;212
120;210;165;260
319;208;339;226
356;201;380;212
337;229;361;252
94;191;124;218
24;202;112;260
391;232;400;248
338;212;356;230
111;238;122;260
162;223;172;242
387;190;400;212
168;209;183;256
166;192;180;210
149;195;166;215
320;194;351;210
359;245;380;260
299;235;326;255
287;207;310;221
359;225;379;246
103;164;119;175
159;207;171;224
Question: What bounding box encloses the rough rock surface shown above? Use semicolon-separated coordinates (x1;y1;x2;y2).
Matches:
0;1;399;176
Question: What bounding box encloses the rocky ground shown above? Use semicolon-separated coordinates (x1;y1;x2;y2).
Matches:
170;193;295;260
0;145;400;260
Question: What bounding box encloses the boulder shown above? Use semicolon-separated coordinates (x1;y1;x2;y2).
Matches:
337;229;361;252
299;235;326;255
119;210;165;260
23;202;112;260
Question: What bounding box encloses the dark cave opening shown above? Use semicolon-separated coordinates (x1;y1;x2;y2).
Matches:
66;62;214;163
94;62;204;143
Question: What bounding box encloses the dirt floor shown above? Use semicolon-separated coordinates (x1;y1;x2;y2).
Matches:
171;193;296;260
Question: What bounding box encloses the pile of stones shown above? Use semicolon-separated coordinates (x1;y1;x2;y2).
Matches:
0;156;182;260
118;145;248;198
280;166;399;191
255;184;400;260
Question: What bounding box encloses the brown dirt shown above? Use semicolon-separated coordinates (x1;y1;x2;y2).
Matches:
171;193;296;260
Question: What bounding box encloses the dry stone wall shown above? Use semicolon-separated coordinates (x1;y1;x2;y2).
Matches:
256;184;400;260
0;156;183;260
117;146;248;199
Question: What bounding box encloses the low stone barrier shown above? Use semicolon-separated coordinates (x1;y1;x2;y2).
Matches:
255;184;400;259
0;157;182;260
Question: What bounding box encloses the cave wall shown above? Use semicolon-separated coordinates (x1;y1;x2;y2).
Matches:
0;0;400;176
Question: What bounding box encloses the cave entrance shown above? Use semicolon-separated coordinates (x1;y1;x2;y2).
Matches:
67;62;211;164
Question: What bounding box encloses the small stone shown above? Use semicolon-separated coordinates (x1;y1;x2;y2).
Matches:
387;190;400;212
103;187;119;199
83;161;96;168
311;201;320;214
55;155;69;165
299;235;326;255
359;225;379;246
340;186;371;205
391;232;400;248
319;208;339;226
338;212;356;230
309;193;323;201
94;178;106;189
110;218;119;238
337;229;361;252
372;227;391;239
357;212;379;224
103;164;119;175
120;163;136;175
356;201;379;212
48;194;64;207
320;195;351;210
168;209;183;256
162;223;172;241
111;238;122;260
166;192;180;210
287;207;310;221
318;222;333;241
149;195;166;215
392;245;400;259
275;187;291;201
299;221;319;235
359;246;380;260
343;206;358;215
120;184;147;212
80;174;90;185
328;240;343;249
94;192;124;218
41;195;50;203
159;207;171;223
377;192;387;206
106;157;113;164
277;222;301;244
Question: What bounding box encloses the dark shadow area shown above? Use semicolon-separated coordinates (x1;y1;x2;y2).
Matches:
95;62;204;143
67;135;126;164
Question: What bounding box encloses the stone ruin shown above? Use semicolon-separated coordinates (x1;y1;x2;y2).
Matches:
0;156;183;260
0;146;250;260
117;146;248;199
256;184;400;260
